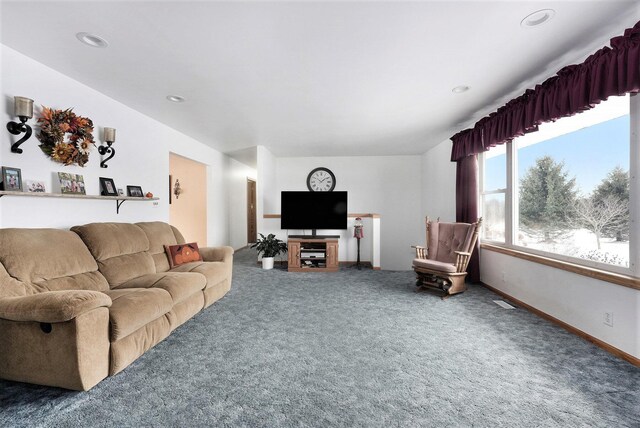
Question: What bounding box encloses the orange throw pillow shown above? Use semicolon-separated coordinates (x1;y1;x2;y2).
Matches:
165;242;203;268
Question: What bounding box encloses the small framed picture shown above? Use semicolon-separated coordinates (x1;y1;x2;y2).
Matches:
25;180;46;193
58;172;86;195
99;177;118;196
117;188;124;196
1;167;23;191
127;185;144;197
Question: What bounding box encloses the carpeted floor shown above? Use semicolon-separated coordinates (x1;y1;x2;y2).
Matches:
1;248;639;427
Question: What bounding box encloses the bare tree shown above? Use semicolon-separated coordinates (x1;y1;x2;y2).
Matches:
572;196;628;249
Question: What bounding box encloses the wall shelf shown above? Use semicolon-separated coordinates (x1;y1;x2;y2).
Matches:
0;191;159;214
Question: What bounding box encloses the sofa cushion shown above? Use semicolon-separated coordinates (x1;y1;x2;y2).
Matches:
170;261;228;288
412;258;457;273
427;222;475;264
165;243;203;269
116;272;206;305
71;223;156;287
0;228;109;296
136;222;180;273
103;288;173;341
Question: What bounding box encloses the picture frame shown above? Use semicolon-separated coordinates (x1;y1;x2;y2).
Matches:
127;185;144;198
99;177;118;196
58;172;86;195
1;167;23;192
25;180;46;193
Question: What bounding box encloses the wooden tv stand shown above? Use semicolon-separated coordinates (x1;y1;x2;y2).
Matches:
287;237;339;272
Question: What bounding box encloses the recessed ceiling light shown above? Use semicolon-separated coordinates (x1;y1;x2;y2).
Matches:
452;85;470;94
76;32;109;48
521;9;555;28
166;95;186;103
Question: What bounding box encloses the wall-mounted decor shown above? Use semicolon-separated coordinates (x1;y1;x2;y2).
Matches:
1;166;23;191
173;178;182;199
37;107;95;167
58;172;86;195
6;96;34;154
98;127;116;168
25;180;46;193
127;185;144;197
99;177;118;196
307;167;336;192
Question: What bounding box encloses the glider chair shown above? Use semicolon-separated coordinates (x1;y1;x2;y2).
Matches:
412;217;482;298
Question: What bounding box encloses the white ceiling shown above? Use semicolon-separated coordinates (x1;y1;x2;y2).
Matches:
1;1;638;160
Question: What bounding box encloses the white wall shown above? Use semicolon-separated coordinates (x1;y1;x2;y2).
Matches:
0;45;240;248
421;137;640;359
261;155;422;270
421;139;456;222
225;156;257;250
256;145;276;235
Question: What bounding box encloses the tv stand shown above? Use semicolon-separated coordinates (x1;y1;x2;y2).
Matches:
288;234;340;239
287;237;338;272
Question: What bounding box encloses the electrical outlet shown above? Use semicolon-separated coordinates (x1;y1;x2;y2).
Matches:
604;312;613;327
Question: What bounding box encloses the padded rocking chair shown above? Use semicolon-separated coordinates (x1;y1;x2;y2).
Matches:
412;217;482;298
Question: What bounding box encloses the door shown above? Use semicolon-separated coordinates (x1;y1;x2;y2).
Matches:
247;179;257;244
288;241;300;270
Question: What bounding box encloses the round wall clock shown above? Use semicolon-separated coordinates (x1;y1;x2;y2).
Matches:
307;167;336;192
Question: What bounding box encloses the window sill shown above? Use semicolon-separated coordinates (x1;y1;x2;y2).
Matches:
481;243;640;290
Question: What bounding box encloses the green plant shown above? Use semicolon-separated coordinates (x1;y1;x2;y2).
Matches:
250;233;287;258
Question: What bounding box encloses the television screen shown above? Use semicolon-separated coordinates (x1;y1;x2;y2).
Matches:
281;191;348;230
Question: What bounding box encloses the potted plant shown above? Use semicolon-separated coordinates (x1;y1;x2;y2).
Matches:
250;233;288;270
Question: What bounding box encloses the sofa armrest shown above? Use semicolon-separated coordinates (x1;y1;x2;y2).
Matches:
200;246;234;263
0;290;112;323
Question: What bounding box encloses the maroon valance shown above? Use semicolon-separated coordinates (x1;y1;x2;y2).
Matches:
451;20;640;162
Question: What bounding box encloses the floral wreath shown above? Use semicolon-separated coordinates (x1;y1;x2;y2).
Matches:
37;107;95;167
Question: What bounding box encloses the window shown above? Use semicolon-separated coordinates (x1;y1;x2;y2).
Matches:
481;146;506;243
481;94;634;272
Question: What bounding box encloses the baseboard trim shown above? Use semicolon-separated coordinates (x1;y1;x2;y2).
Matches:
482;282;640;367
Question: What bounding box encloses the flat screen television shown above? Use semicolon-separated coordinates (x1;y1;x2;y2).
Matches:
281;191;348;232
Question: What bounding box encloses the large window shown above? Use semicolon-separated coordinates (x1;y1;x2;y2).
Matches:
481;94;633;271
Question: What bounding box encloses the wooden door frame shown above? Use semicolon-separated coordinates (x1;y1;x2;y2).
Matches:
247;178;257;244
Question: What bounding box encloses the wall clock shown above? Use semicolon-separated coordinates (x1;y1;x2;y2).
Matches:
307;167;336;192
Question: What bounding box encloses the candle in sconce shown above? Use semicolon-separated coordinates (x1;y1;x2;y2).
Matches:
104;127;116;143
14;96;34;118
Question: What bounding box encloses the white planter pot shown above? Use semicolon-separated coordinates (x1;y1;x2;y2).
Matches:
262;257;274;270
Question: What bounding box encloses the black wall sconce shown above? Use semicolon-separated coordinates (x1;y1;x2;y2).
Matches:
173;179;182;199
7;96;34;153
98;127;116;168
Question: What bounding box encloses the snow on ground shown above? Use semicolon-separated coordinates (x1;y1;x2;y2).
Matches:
518;228;629;267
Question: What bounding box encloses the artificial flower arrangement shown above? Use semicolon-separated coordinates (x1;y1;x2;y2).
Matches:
37;106;95;167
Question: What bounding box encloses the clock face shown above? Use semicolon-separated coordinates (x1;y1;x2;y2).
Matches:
307;167;336;192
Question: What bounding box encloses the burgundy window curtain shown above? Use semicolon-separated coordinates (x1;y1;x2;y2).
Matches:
456;155;480;283
451;20;640;162
450;20;640;283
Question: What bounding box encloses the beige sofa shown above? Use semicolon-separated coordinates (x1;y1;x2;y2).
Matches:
0;222;233;391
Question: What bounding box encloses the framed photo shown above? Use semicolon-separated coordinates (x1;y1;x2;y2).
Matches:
25;180;46;193
58;172;86;195
99;177;118;196
1;167;23;192
127;185;144;197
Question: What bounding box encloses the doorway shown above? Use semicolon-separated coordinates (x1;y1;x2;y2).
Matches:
247;178;257;244
169;153;207;245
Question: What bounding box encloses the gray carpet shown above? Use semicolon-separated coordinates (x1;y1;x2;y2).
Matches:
1;248;639;427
